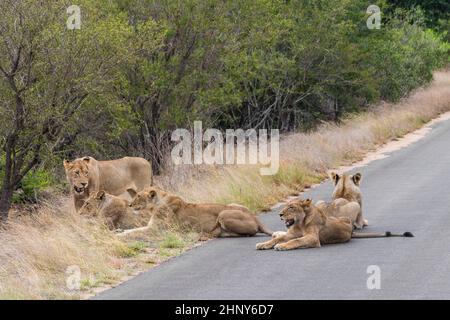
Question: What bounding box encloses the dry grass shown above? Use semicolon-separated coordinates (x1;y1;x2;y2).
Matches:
1;70;450;299
0;198;198;299
0;199;122;299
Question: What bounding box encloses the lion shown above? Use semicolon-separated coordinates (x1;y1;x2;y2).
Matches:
329;171;367;229
256;199;413;251
126;187;273;238
63;156;152;212
79;190;151;230
315;198;360;229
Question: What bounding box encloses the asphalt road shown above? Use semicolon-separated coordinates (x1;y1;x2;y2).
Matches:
96;116;450;300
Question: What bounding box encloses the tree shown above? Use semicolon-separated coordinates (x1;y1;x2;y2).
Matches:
0;0;131;219
109;0;446;169
115;0;242;171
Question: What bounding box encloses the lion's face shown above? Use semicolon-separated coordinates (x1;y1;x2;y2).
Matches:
279;199;312;228
64;157;91;195
79;191;106;216
129;188;158;211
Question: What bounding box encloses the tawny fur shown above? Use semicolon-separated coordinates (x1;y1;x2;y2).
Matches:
256;199;353;251
127;186;273;238
329;172;368;229
63;156;153;212
256;198;412;251
79;190;151;230
315;198;360;229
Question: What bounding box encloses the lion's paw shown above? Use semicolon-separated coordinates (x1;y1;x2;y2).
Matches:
274;244;289;251
271;231;287;239
256;242;273;250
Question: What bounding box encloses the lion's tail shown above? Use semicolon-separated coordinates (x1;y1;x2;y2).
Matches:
351;231;414;239
257;221;273;236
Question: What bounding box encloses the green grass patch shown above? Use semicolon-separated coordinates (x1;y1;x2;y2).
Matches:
159;233;185;249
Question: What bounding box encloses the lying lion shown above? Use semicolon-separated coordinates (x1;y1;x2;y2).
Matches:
256;199;413;251
79;190;151;230
126;187;273;238
329;171;368;229
315;198;360;229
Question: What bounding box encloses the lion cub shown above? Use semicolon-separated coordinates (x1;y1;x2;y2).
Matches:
128;187;273;238
329;172;367;229
79;190;150;230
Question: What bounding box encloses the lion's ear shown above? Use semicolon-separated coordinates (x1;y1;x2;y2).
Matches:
96;190;106;200
63;160;72;170
127;188;137;199
352;173;362;186
148;190;157;199
303;198;312;206
330;172;340;185
83;157;90;163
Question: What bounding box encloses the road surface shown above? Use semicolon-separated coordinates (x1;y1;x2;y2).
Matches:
96;116;450;299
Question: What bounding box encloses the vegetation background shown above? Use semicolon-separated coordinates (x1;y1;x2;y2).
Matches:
0;0;448;218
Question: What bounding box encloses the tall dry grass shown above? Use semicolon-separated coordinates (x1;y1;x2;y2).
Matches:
0;199;128;299
1;70;450;299
0;198;197;299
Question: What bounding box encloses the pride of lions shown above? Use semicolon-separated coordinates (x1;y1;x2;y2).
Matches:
64;156;413;251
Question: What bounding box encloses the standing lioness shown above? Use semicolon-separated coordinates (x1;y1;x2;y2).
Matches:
64;156;152;211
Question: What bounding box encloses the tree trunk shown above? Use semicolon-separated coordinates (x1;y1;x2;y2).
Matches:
0;183;13;221
0;142;14;222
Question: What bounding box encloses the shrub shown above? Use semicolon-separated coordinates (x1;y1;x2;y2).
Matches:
0;157;52;204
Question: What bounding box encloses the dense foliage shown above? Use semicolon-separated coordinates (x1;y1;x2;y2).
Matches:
0;0;448;217
387;0;449;40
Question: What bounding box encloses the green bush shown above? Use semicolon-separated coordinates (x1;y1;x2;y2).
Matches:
13;169;52;203
364;8;449;102
0;157;52;203
103;0;449;168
